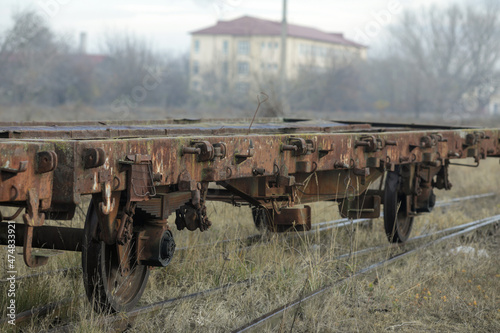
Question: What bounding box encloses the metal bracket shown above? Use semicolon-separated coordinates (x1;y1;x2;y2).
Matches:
319;144;334;158
463;132;485;148
235;141;255;164
22;189;48;268
120;154;156;201
281;138;315;156
271;206;312;231
182;141;214;162
340;195;381;219
0;160;28;174
420;134;445;149
36;151;58;174
84;147;106;169
182;141;227;162
175;182;212;232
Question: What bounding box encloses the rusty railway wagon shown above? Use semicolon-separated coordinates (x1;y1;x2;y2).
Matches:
0;118;499;312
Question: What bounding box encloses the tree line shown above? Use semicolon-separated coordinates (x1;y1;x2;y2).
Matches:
0;11;190;113
0;1;499;120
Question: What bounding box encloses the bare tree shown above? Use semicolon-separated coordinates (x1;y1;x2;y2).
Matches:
288;52;365;113
161;53;190;108
0;10;85;108
388;0;500;117
0;13;192;114
0;10;65;104
97;33;159;105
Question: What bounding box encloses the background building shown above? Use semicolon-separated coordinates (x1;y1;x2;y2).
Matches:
189;16;367;94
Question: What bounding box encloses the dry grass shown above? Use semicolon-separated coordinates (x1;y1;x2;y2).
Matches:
1;160;499;332
2;104;500;128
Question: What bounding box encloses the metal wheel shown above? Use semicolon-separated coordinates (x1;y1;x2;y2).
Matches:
82;201;149;313
384;168;414;243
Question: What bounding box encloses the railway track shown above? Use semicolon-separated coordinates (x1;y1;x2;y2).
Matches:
48;276;266;333
231;214;500;333
4;207;498;332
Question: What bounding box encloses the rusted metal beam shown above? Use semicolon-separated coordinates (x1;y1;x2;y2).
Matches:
0;121;498;215
0;223;83;251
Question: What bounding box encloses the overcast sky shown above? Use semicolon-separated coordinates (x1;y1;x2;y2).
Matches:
2;0;464;54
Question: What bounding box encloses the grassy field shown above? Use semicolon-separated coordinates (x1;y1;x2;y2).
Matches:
1;151;500;332
1;104;500;128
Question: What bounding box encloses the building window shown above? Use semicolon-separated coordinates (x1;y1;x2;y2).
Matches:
238;40;250;55
192;60;199;75
237;61;249;76
274;42;279;49
261;42;265;51
222;61;228;76
264;63;278;71
194;40;200;54
235;82;250;95
223;40;228;54
192;80;200;90
300;43;311;55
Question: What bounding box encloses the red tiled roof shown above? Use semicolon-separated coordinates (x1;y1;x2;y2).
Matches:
191;16;366;48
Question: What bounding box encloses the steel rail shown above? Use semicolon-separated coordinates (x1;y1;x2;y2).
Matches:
4;214;497;330
434;192;496;207
46;275;269;333
231;214;500;333
335;213;499;260
51;216;497;332
0;295;83;326
2;275;267;330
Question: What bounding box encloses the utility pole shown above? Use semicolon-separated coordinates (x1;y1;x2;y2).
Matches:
280;0;288;115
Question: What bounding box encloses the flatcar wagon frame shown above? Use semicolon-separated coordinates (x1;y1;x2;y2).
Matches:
0;119;498;312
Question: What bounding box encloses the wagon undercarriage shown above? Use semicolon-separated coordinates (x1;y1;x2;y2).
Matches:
0;118;498;312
